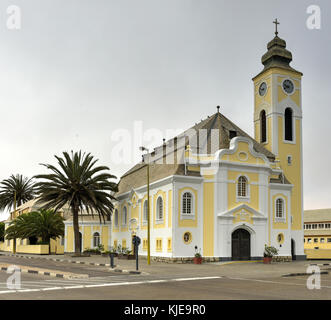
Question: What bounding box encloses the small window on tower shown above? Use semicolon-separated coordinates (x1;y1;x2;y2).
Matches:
229;131;237;140
287;156;292;165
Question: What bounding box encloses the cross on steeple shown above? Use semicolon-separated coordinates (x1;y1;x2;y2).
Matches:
273;18;280;36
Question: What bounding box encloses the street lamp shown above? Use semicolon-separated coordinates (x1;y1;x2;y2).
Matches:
139;146;151;265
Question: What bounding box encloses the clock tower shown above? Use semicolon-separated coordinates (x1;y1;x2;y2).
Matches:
252;20;304;256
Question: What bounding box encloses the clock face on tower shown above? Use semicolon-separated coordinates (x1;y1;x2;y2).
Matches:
282;79;294;94
259;82;267;96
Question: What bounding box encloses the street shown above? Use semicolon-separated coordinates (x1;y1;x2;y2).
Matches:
0;254;330;300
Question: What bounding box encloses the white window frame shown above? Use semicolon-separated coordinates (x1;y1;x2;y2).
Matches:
122;206;127;226
114;209;119;227
236;175;250;202
143;200;148;225
93;232;100;247
181;191;195;220
275;196;286;223
156;196;164;223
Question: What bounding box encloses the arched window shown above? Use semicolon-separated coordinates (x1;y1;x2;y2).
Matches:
276;198;284;218
238;176;247;197
285;108;293;141
156;197;163;220
143;200;148;222
122;207;127;225
93;232;100;247
182;192;193;215
260;110;266;143
114;209;119;227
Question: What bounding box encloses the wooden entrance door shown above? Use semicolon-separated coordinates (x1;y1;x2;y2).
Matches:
232;229;251;260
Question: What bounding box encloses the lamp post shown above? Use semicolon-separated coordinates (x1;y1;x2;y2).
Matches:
13;191;16;254
139;146;151;265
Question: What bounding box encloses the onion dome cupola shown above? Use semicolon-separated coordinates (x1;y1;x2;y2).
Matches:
258;19;302;76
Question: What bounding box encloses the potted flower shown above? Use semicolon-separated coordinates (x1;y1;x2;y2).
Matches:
193;247;202;264
263;244;278;264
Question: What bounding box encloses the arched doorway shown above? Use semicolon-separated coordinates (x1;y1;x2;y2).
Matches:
291;239;296;260
232;228;251;260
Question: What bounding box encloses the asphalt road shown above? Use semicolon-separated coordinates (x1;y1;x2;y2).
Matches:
0;267;331;300
1;254;331;300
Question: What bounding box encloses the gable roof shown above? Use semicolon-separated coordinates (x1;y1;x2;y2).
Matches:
117;111;276;196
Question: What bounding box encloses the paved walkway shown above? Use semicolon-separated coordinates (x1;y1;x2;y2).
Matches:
1;251;330;279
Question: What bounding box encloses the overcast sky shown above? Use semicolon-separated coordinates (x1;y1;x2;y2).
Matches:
0;0;329;220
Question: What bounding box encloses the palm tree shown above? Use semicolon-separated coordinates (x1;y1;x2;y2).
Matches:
34;151;118;256
0;222;5;241
5;209;65;253
0;174;37;212
0;174;37;253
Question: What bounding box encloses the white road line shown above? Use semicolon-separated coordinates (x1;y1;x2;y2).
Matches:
0;276;222;294
226;276;331;289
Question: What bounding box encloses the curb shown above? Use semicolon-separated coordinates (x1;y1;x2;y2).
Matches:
112;268;141;275
1;253;110;267
282;271;329;277
0;265;88;279
310;263;331;267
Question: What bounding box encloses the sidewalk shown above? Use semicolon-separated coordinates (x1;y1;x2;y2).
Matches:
1;251;329;279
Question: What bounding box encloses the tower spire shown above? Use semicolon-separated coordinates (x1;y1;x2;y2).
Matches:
273;18;280;36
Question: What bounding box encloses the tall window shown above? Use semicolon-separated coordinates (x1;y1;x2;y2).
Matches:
182;192;193;215
285;108;293;141
237;176;247;197
156;197;163;220
114;209;119;227
143;200;148;222
276;198;284;218
93;232;100;247
122;207;127;225
260;110;266;143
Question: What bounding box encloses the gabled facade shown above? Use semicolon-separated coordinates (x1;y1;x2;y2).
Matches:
113;29;305;262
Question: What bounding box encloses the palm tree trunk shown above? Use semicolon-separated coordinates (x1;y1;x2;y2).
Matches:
72;206;80;256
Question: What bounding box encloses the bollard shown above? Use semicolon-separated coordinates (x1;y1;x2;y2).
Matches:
110;253;114;268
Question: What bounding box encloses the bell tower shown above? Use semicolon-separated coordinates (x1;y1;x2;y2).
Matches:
252;20;304;248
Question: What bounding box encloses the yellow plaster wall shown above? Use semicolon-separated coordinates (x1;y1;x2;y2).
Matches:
227;171;259;212
83;226;91;249
67;226;73;252
102;226;108;248
272;193;288;229
222;141;266;165
305;249;331;260
277;117;302;230
178;187;198;228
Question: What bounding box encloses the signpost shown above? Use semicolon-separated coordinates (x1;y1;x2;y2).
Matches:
132;235;141;271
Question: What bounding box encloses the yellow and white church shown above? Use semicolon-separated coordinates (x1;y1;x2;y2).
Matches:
112;27;305;261
0;25;305;262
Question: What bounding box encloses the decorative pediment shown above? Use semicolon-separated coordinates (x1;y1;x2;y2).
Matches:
218;204;267;222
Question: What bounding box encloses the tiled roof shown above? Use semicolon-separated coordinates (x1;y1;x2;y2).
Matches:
117;111;276;195
304;209;331;223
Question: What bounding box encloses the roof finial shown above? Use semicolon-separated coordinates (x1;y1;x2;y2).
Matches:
217;106;220;113
273;18;280;36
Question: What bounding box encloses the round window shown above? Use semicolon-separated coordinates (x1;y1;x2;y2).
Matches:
183;232;192;244
277;233;284;244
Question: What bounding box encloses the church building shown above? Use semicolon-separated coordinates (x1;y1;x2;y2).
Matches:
113;23;305;261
